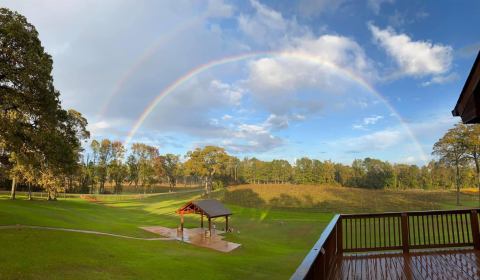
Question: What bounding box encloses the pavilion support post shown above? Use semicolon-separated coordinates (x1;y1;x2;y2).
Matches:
181;212;184;232
208;217;211;233
201;212;204;228
226;216;229;232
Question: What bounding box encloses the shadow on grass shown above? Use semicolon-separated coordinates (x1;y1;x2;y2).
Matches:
223;189;266;208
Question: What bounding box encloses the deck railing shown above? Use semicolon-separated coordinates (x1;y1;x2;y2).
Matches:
291;209;480;280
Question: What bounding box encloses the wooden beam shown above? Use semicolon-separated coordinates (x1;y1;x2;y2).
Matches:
401;213;409;254
201;212;204;228
336;217;343;254
471;210;480;250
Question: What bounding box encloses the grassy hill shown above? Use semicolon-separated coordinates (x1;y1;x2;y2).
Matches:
0;184;478;279
218;184;480;213
0;190;331;280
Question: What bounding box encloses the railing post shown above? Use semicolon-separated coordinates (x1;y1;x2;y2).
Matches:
471;210;480;250
337;216;343;255
401;213;409;254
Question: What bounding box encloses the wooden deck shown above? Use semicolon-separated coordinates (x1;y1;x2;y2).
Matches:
329;249;480;279
292;209;480;279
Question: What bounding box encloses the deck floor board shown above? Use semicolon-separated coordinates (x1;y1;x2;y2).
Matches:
330;249;480;279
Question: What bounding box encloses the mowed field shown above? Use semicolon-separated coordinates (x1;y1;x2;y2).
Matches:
220;184;480;212
0;184;478;279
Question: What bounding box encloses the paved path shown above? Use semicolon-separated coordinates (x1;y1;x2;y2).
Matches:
141;226;241;252
0;225;175;241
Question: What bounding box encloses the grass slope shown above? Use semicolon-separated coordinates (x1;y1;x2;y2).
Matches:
0;191;330;280
0;184;478;279
220;184;480;212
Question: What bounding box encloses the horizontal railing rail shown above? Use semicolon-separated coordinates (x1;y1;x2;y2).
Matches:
292;209;480;280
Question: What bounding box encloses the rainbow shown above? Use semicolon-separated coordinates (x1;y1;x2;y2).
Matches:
97;15;205;117
123;51;428;162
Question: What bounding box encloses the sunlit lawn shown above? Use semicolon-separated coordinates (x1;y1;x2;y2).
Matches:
0;184;478;279
219;184;480;212
0;191;330;280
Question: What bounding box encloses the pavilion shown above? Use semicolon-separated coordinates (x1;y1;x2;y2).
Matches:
176;199;232;233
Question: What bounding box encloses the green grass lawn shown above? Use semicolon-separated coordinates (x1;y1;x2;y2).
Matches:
0;191;331;280
0;184;478;279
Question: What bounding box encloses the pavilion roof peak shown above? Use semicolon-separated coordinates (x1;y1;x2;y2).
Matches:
178;199;232;218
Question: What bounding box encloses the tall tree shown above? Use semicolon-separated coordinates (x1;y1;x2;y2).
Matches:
1;8;89;199
89;140;100;193
463;124;480;205
185;146;229;194
97;139;112;194
433;123;468;205
131;143;158;194
160;154;180;192
126;154;139;191
108;141;126;194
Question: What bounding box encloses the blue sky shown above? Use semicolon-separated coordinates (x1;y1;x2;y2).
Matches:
2;0;479;165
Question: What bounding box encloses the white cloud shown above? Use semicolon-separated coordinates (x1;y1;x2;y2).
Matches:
245;34;375;116
264;114;290;130
297;0;346;17
194;115;285;153
248;34;373;92
369;24;453;77
388;10;429;27
222;114;233;120
353;115;384;129
86;117;131;138
421;73;459;86
91;121;110;130
401;156;417;164
237;0;308;46
368;0;394;14
209;80;244;105
206;0;234;18
342;129;403;151
227;122;283;153
407;114;457;140
363;115;383;125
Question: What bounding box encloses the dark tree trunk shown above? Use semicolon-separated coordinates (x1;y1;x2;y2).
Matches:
28;183;32;200
456;163;460;206
10;178;16;200
474;153;480;207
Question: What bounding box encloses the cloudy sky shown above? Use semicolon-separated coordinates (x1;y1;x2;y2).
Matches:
2;0;479;165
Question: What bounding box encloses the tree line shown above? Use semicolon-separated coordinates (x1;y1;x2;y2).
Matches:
75;141;235;195
14;119;478;199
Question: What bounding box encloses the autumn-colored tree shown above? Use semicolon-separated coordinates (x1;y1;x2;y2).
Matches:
185;146;229;194
433;123;469;205
131;143;158;194
126;154;140;190
108;141;126;194
463;124;480;205
159;154;180;192
97;139;112;194
0;8;89;199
